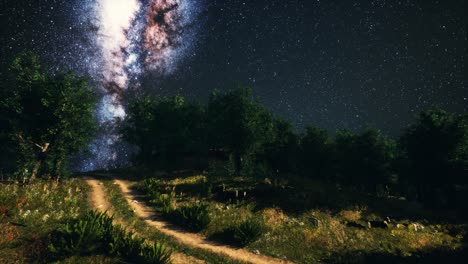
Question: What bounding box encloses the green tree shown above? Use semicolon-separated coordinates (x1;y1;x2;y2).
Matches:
0;52;97;180
206;87;274;176
400;108;467;186
298;126;334;181
335;128;396;188
123;95;207;172
261;118;299;176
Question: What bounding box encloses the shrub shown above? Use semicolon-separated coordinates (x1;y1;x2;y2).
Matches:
151;193;174;216
142;243;173;264
142;178;163;198
207;160;235;180
49;210;114;255
211;217;266;247
232;217;265;246
49;210;172;263
169;202;211;232
109;225;144;259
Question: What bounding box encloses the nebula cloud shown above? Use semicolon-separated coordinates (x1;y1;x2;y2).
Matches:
79;0;202;171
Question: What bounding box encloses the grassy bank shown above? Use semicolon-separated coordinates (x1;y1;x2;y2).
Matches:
131;171;466;264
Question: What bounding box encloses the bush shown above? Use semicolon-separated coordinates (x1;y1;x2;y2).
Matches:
49;210;172;263
49;210;114;255
211;217;266;247
109;226;144;259
142;178;163;198
169;202;211;232
142;243;173;264
207;159;235;180
232;217;265;246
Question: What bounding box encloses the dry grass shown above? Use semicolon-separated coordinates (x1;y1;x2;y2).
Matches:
164;175;206;186
340;209;362;222
261;208;289;227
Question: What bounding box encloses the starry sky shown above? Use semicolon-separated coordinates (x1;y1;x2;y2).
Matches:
1;0;466;137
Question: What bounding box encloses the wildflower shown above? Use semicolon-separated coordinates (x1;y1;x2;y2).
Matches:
23;210;31;218
42;214;50;222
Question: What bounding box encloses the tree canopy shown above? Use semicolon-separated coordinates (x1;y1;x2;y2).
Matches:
0;52;97;179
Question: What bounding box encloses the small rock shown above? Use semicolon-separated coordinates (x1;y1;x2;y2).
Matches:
252;249;260;255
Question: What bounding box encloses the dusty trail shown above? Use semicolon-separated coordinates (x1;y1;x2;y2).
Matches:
114;179;293;264
83;176;205;264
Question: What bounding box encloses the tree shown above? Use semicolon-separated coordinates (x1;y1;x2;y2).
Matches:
400;108;467;186
206;87;273;176
298;126;334;181
335;129;396;188
0;52;97;180
123;95;207;172
261;118;299;176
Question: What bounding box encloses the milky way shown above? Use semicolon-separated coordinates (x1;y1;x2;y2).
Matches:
78;0;203;171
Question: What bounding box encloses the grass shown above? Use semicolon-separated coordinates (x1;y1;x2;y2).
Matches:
0;178;121;263
3;170;463;263
96;175;247;264
128;171;467;264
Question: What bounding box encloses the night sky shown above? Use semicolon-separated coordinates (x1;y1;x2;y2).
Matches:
1;0;466;168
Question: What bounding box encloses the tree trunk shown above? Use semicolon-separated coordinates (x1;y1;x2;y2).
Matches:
54;158;63;183
30;143;50;180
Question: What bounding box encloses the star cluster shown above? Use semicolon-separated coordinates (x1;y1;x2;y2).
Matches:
0;0;466;171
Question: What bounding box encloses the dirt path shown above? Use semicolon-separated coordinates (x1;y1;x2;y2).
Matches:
114;179;293;264
83;177;205;264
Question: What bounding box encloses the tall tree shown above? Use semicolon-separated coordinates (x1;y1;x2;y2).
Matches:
298;126;334;181
335;129;396;188
123;95;207;172
0;53;97;180
400;108;467;186
207;87;273;176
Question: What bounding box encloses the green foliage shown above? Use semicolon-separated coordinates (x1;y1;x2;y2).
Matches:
232;217;265;246
263;118;299;175
49;210;114;255
142;178;163;198
211;216;265;247
400;108;467;185
143;243;173;264
123;95;207;172
298;125;334;181
170;203;211;232
49;210;172;263
207;87;275;176
108;226;144;259
335;128;397;187
207;159;236;180
0;52;97;179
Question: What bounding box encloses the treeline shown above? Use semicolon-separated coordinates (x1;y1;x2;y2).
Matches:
0;53;96;180
123;88;467;207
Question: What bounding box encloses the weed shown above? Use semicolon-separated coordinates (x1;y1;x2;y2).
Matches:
232;217;265;246
169;202;211;232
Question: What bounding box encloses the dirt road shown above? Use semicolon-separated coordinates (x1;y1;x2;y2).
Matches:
114;179;292;264
84;177;205;264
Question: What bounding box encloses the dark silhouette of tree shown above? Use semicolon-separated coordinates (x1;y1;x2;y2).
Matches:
123;95;207;172
261;118;299;177
206;87;273;176
399;108;467;204
0;52;97;180
335;129;396;189
298;126;334;181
